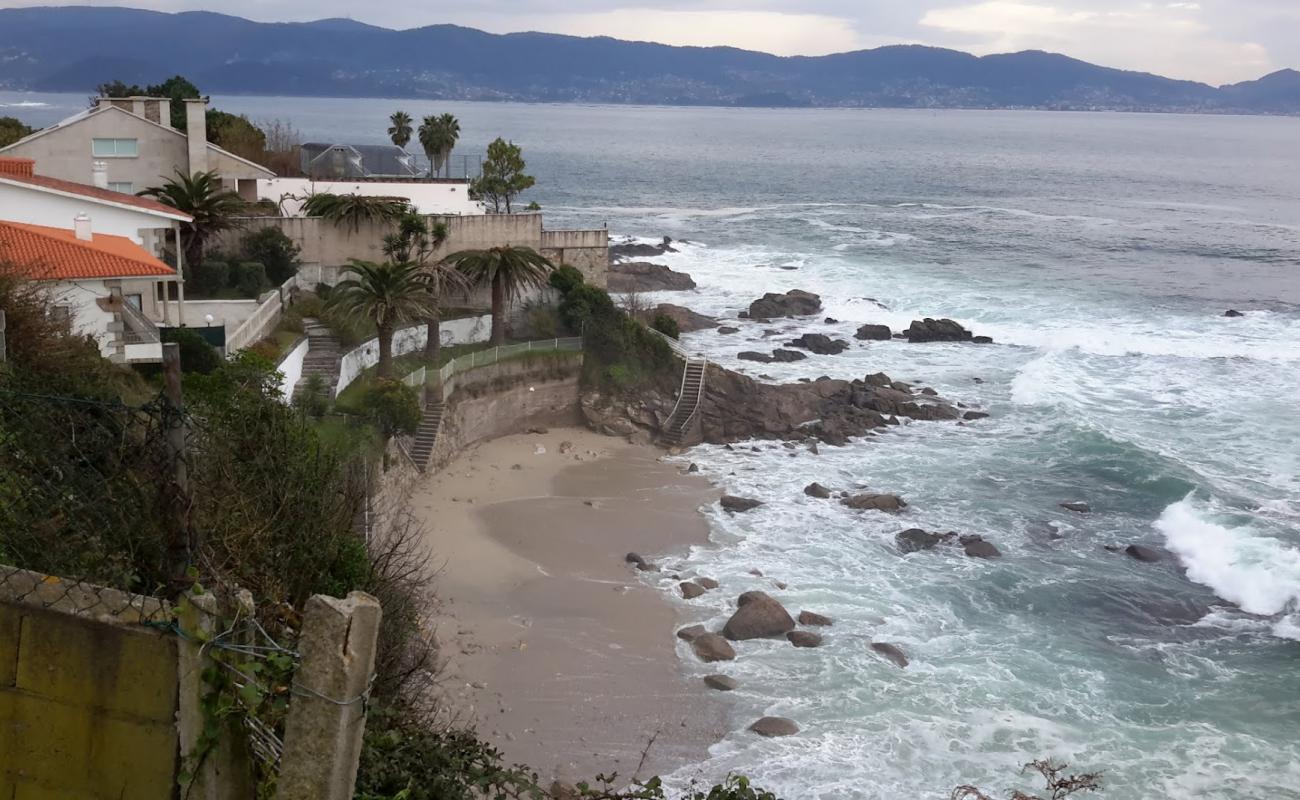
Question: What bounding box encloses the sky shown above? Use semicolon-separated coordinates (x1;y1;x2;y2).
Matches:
14;1;1300;84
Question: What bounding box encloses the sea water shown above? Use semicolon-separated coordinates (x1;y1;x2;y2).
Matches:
10;94;1297;798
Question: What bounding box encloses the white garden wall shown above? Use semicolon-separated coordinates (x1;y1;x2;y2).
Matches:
334;314;492;397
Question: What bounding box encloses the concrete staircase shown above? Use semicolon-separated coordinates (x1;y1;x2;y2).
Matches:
293;319;342;401
408;402;445;471
661;359;707;445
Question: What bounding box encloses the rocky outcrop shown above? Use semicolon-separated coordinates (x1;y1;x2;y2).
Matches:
897;529;952;553
905;318;993;344
738;349;807;364
855;324;892;341
798;611;833;626
611;237;677;260
961;535;1002;558
721;495;764;513
842;493;907;512
870;642;909;668
653;303;717;332
691;633;737;662
723;591;796;640
1224;309;1244;317
749;717;799;737
745;290;822;319
787;333;850;355
608;261;697;292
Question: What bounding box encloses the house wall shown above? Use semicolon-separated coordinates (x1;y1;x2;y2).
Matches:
46;279;115;354
0;182;173;251
260;177;483;216
0;574;178;800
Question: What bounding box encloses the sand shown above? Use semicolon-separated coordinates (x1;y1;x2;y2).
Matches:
410;427;728;785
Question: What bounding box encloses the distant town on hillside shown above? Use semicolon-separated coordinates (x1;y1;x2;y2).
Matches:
1;6;1298;114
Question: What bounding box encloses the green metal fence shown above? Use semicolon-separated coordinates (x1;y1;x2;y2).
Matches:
400;337;584;397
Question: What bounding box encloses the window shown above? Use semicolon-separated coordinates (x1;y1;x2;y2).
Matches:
107;181;134;194
125;294;143;311
91;138;139;158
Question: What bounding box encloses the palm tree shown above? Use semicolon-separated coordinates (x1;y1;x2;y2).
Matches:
387;111;413;149
139;169;245;270
418;114;461;178
301;193;409;232
326;260;436;378
445;246;554;346
382;215;464;363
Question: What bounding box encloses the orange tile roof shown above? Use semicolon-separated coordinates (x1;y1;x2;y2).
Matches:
0;167;192;221
0;220;177;281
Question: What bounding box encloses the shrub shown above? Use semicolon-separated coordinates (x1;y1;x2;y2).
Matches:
232;261;270;297
652;312;681;340
240;227;301;285
521;301;561;339
549;264;585;294
364;380;422;443
292;374;331;419
161;327;221;374
190;259;229;297
246;340;280;362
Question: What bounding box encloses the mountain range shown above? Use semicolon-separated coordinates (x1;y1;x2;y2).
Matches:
1;6;1298;114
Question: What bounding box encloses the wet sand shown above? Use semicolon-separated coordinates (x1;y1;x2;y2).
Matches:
411;428;727;785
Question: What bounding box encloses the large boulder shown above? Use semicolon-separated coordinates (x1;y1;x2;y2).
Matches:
787;630;824;648
787;333;850;355
738;351;773;363
906;318;988;343
608;261;697;292
961;535;1002;559
680;581;707;599
723;591;796;640
855;324;892;341
653;303;717;332
896;528;948;553
804;482;832;499
691;633;737;662
676;624;707;641
721;495;764;513
798;611;833;627
771;349;808;362
870;642;909;668
703;674;738;691
749;717;800;737
842;493;907;512
748;290;822;319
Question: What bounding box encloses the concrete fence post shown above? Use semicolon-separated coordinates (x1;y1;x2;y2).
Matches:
277;591;382;800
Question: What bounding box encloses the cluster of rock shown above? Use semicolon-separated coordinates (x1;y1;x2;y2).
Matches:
608;261;697;292
905;318;994;344
610;236;678;260
740;290;823;320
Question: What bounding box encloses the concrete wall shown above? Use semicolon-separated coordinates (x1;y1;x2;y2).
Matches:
179;299;260;330
0;571;177;800
277;335;310;401
427;354;584;472
260;177;483;216
335;314;492;397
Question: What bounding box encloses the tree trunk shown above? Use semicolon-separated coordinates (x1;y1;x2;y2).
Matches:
423;311;441;364
490;275;506;346
377;324;394;379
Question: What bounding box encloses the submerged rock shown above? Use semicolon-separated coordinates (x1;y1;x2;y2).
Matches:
721;495;764;513
896;528;947;553
749;717;800;737
748;290;822;319
717;326;740;335
804;482;832;499
691;633;737;662
1125;544;1163;563
798;611;833;627
704;674;738;691
870;642;909;668
723;591;796;640
961;535;1002;559
695;576;720;590
787;630;824;648
625;552;646;567
1061;501;1092;513
1224;309;1245;317
842;493;907;512
963;411;990;421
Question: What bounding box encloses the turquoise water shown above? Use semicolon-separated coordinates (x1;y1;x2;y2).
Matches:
9;93;1298;798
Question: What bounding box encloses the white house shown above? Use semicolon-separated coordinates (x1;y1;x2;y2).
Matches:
0;155;193;326
0;218;178;363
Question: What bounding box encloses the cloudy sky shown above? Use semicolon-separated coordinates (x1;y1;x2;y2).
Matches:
19;1;1300;84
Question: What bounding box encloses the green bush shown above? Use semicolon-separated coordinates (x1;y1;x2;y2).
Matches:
161;327;221;374
652;312;681;340
190;259;229;297
364;380;422;442
521;301;561;339
240;227;301;285
232;261;270;297
291;374;332;419
549;264;585;294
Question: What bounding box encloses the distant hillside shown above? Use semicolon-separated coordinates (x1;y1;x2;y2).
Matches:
0;6;1295;114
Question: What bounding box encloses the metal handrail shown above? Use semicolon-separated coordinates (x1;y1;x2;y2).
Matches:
118;298;160;344
397;337;583;398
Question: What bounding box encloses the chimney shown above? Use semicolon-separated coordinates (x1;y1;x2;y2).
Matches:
74;213;93;242
0;157;35;178
158;97;173;129
92;161;109;189
184;97;210;175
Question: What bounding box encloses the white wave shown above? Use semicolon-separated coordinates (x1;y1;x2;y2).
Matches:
1155;499;1300;639
0;101;49;108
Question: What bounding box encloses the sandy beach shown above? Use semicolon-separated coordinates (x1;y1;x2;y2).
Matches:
411;427;727;784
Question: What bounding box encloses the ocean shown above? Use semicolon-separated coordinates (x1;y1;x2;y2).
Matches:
7;93;1300;798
